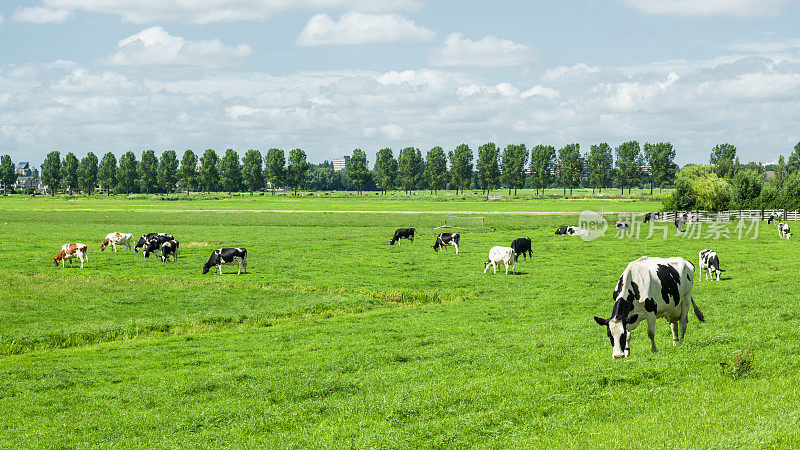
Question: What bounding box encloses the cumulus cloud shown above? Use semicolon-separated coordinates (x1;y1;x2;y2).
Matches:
34;0;423;24
13;6;72;23
521;85;560;99
296;12;435;46
621;0;789;17
106;27;251;68
430;33;534;67
542;63;601;82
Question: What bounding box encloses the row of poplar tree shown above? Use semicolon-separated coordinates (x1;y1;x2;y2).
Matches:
30;140;677;195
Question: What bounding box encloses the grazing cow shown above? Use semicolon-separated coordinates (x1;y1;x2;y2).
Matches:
389;228;415;245
643;212;658;223
555;226;569;235
54;243;88;268
779;222;792;239
101;232;133;252
616;222;630;230
510;237;532;262
138;234;174;258
484;246;516;274
202;248;247;275
674;213;690;232
134;233;173;253
768;213;782;225
566;226;591;237
433;233;460;253
593;256;705;358
160;240;179;262
698;249;724;281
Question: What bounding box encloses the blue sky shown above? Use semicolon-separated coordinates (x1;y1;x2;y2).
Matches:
1;1;799;166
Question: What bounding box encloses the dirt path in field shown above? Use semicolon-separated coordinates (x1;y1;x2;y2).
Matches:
25;208;628;215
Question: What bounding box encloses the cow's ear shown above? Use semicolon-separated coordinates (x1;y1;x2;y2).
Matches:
594;316;608;326
625;314;639;325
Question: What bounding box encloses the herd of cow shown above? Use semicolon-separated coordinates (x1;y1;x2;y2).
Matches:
389;214;791;359
51;212;792;359
53;232;248;275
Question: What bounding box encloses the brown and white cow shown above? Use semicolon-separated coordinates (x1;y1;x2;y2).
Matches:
54;243;88;268
101;232;133;252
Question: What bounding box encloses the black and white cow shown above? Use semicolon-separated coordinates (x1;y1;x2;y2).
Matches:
510;237;532;262
779;222;791;239
160;240;179;262
698;249;724;281
135;233;173;255
202;248;247;275
616;222;630;229
555;226;569;235
433;233;459;253
142;234;175;258
389;228;415;245
768;213;782;225
643;212;658;223
594;256;705;358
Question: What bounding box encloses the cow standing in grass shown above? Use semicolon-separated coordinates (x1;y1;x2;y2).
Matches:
698;249;724;281
203;248;247;275
433;233;459;253
484;246;516;274
594;256;705;358
101;232;133;252
389;228;415;245
510;238;532;262
779;223;791;239
160;240;179;262
54;243;88;268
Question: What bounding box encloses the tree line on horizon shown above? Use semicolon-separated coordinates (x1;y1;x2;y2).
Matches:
1;140;798;202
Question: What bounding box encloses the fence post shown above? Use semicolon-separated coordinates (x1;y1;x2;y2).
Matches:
784;208;788;220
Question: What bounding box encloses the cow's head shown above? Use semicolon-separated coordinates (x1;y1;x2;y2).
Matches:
594;314;638;358
53;250;64;267
101;238;109;251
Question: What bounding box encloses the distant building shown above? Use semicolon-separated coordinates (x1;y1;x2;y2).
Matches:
332;155;350;172
15;162;38;177
15;176;38;190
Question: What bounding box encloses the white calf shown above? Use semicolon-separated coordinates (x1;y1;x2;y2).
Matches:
484;246;516;275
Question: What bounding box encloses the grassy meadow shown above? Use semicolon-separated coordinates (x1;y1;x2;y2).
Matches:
1;193;798;447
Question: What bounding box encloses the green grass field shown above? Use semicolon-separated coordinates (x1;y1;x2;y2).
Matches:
1;194;798;447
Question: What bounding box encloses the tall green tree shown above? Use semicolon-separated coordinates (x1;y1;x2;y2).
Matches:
0;155;15;195
398;147;423;194
61;152;79;194
731;169;762;209
530;145;556;195
558;143;582;195
117;151;138;194
179;150;198;195
710;143;739;179
42;151;62;195
448;144;473;194
644;142;677;193
138;150;158;194
242;149;264;195
787;141;800;174
158;150;179;193
501;143;528;196
347;149;370;194
199;149;220;192
286;148;309;195
374;148;398;195
78;152;98;194
220;149;242;194
265;148;286;195
425;146;448;194
615;140;642;195
586;143;613;193
476;142;500;195
97;152;117;195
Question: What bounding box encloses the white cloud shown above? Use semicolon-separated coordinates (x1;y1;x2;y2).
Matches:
723;38;800;54
106;27;251;68
296;12;435;46
13;6;72;23
35;0;423;24
0;13;4;26
521;85;560;99
542;63;601;82
430;33;534;67
621;0;789;17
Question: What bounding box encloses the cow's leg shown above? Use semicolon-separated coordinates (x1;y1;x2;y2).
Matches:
243;258;247;274
511;259;516;274
624;332;631;357
453;243;459;254
670;320;680;346
504;262;509;275
493;262;497;274
679;311;689;343
647;315;658;353
218;265;222;275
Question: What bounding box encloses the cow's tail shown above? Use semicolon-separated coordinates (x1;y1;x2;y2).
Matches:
690;297;705;323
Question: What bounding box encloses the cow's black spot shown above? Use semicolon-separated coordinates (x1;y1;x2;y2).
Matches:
656;264;681;305
631;281;640;301
612;297;634;320
686;273;691;282
613;276;624;300
644;297;657;313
